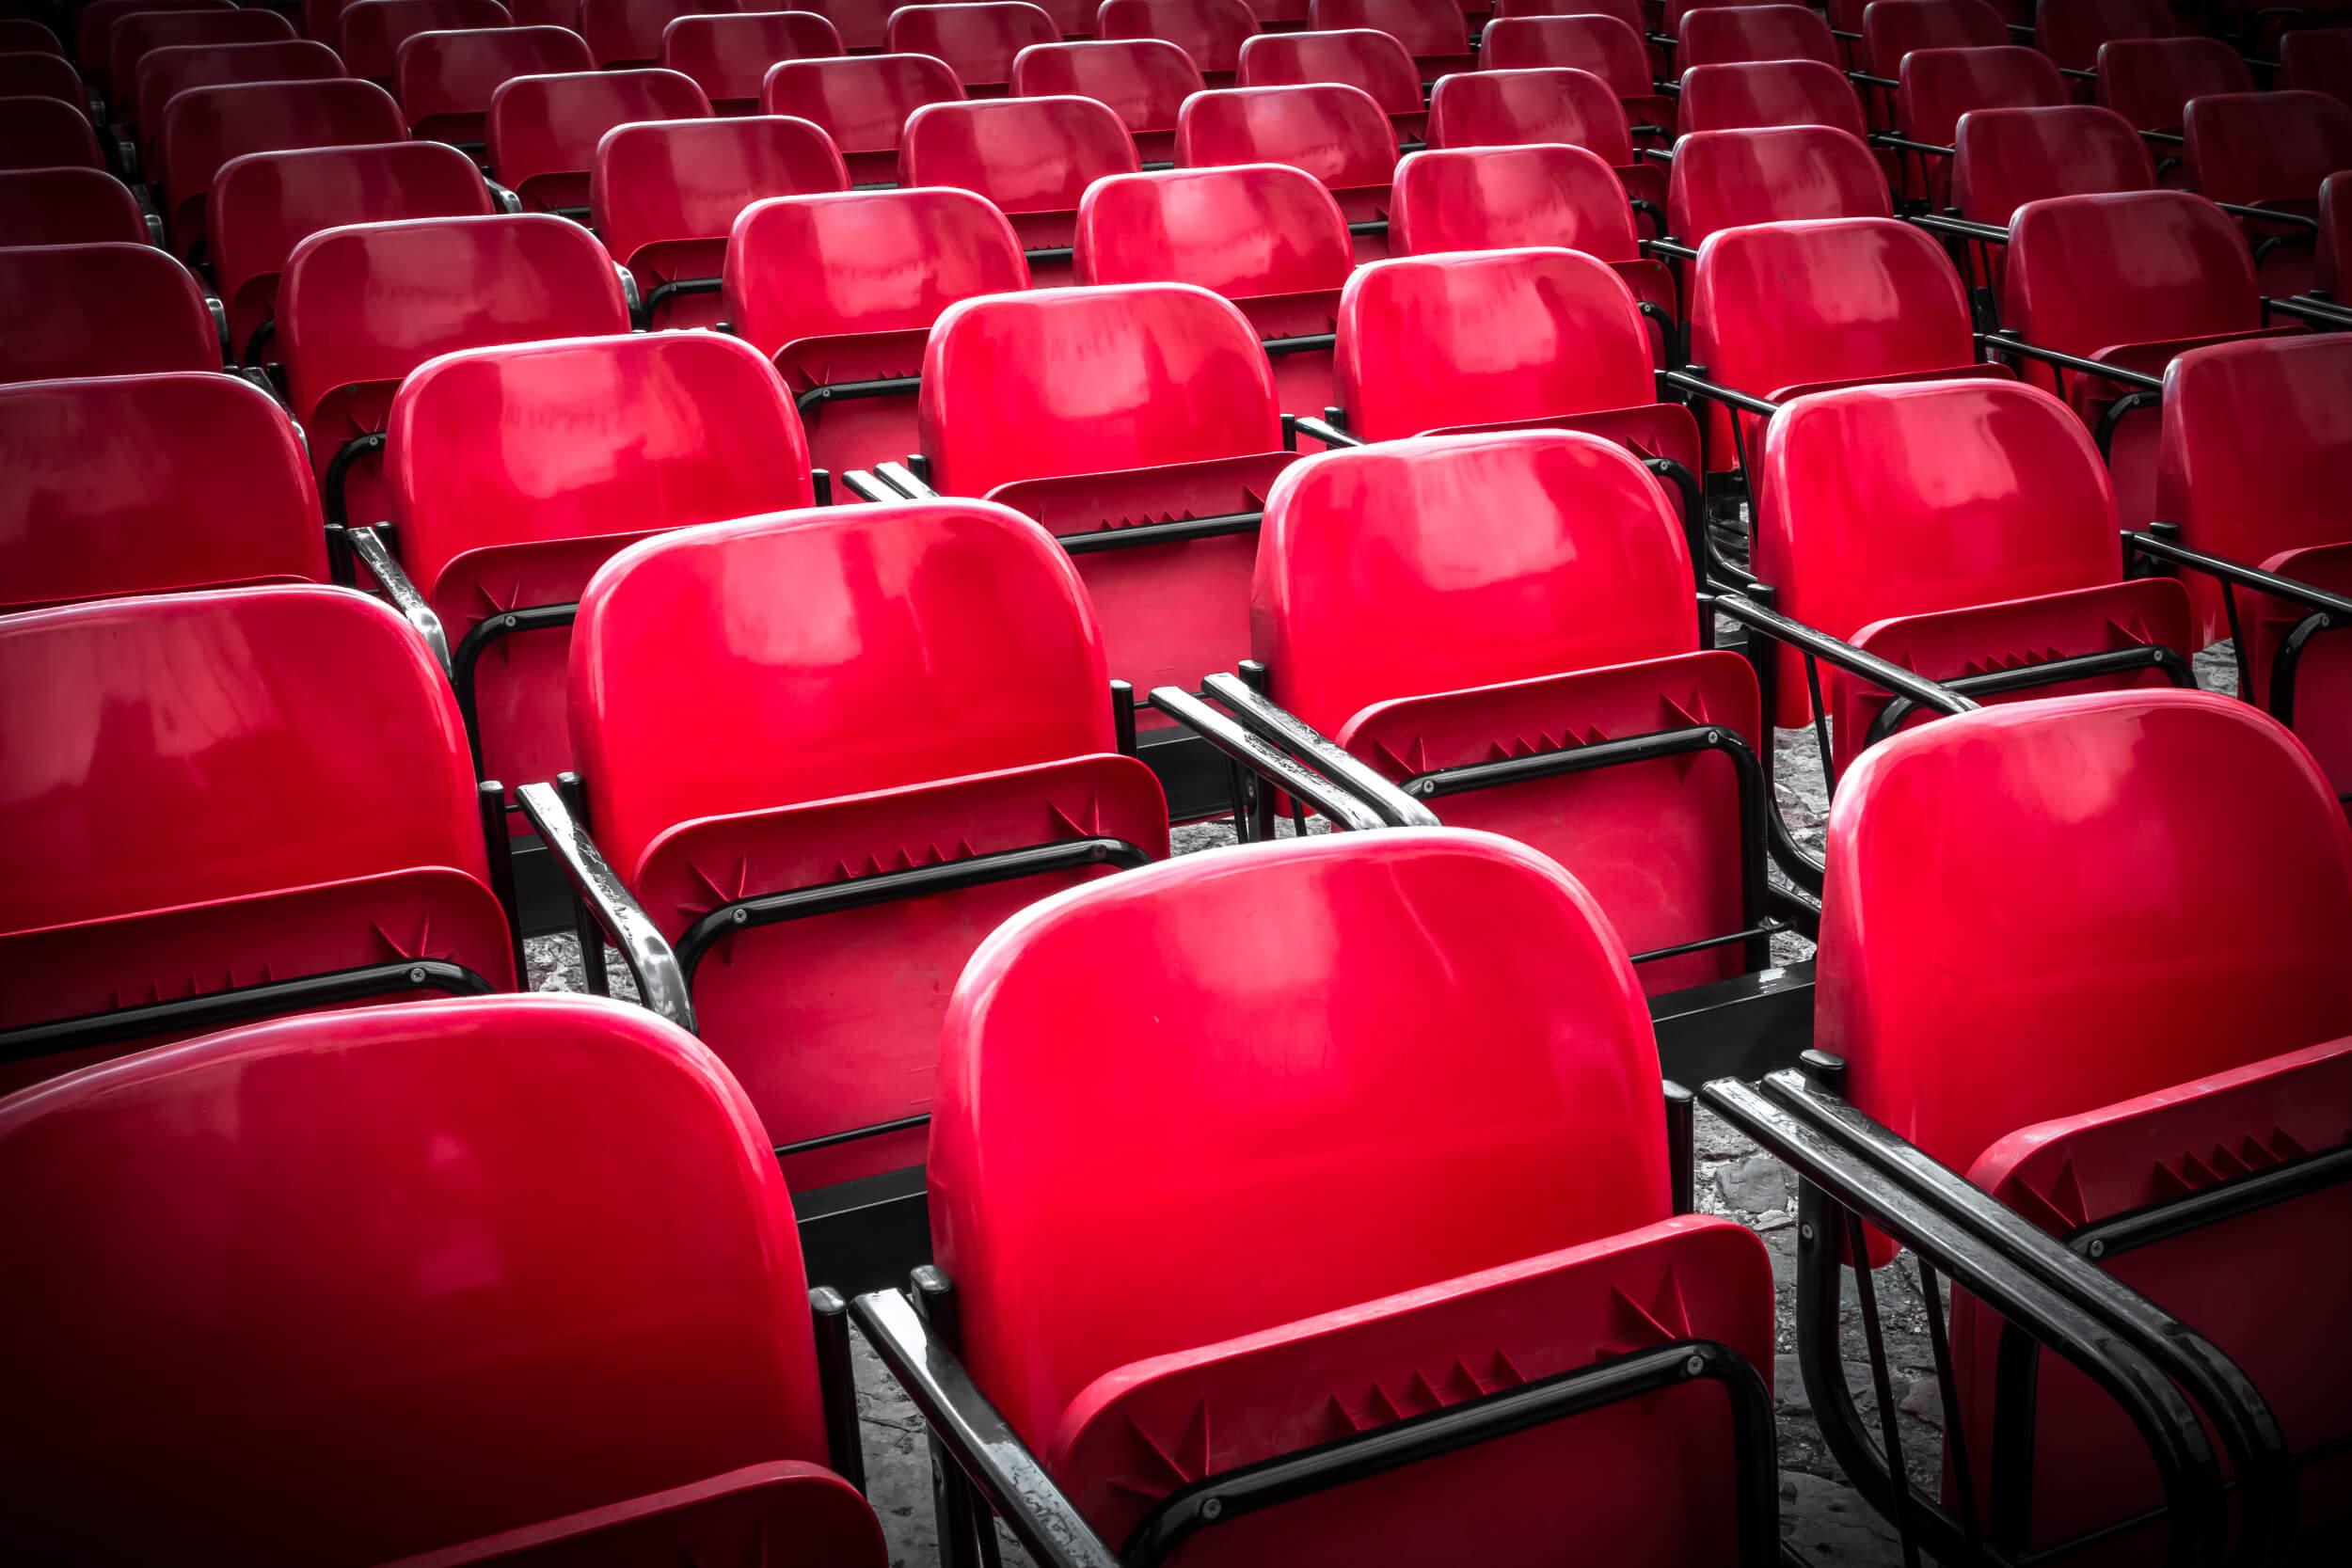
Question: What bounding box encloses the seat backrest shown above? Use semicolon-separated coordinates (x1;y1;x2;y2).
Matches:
570;499;1119;879
791;0;896;50
1859;0;2004;74
1677;57;1867;137
1009;39;1201;136
1677;3;1839;69
1076;162;1351;296
660;11;844;110
0;241;219;382
1817;689;2352;1182
0;585;487;932
760;52;962;159
0;49;86;108
1690;217;1975;401
2280;26;2352;106
389;331;813;599
1426;67;1634;164
0;20;61;57
885;2;1059;90
1174;82;1397;189
0;994;856;1564
0;372;326;611
278;214;630;426
931;826;1668;1454
1259;429;1695;733
1662;0;1772;30
1337;245;1654;440
2003;189;2258;357
901;94;1138;214
592;115;846;275
724;185;1026;359
1096;0;1259;76
1309;0;1469;61
1480;14;1651;96
0;94;103;169
1492;0;1646;26
2094;35;2251;135
580;0;735;67
135;40;346;150
0;166;148;244
337;0;512;83
393;24;594;139
485;68;711;203
158;78;408;230
1390;141;1641;261
1233;29;1421;118
1896;44;2068;146
1951;103;2151;226
920;280;1280;495
1667;124;1890;245
2037;0;2183;73
2157;333;2352;588
2184;89;2352;208
110;6;294;116
2323;166;2348;295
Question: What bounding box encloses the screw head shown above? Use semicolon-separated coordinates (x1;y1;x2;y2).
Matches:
1800;1222;1816;1242
503;613;519;629
1684;1354;1706;1377
406;966;426;984
2087;1239;2106;1259
731;907;749;926
1201;1497;1223;1521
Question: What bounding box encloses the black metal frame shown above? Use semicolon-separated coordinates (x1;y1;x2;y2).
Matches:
1975;330;2167;458
2124;525;2352;731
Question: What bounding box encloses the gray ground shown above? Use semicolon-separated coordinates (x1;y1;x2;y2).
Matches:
524;642;2247;1565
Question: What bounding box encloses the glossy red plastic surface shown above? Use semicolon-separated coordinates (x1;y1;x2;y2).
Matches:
0;241;219;382
2036;0;2182;73
1175;82;1397;245
1677;57;1867;137
2324;166;2349;295
485;68;710;212
2093;36;2250;136
0;995;877;1560
1097;0;1258;79
212;138;495;356
886;2;1058;92
1858;0;2005;75
1494;0;1646;27
580;0;736;67
723;187;1026;477
0;48;83;108
1235;30;1423;140
902;95;1136;275
1897;43;2066;148
1483;13;1648;88
571;502;1167;1182
660;11;842;115
2185;88;2352;294
593;116;844;322
132;40;346;164
1666;125;1887;245
393;24;595;143
0;165;148;244
0;20;61;57
110;7;297;121
2280;26;2352;107
1951;103;2151;226
157;78;408;255
1678;3;1838;68
76;0;226;77
791;0;891;50
760;53;963;182
1427;66;1631;165
338;0;511;82
0;588;515;1078
931;827;1772;1556
1311;0;1473;74
1010;40;1200;161
0;372;326;611
0;94;102;169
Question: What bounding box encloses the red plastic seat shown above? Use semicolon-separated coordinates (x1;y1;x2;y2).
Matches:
0;49;84;108
794;0;896;51
920;281;1300;706
1755;377;2192;755
1481;15;1674;139
2004;190;2270;523
1011;40;1201;162
2322;166;2348;296
1096;0;1258;82
1857;0;2004;77
2036;0;2183;74
1677;3;1839;70
388;331;815;812
2184;90;2352;295
593;116;847;325
762;53;963;183
566;499;1168;1184
723;187;1026;477
394;24;594;145
0;372;326;613
901;95;1136;281
0;996;886;1564
2094;36;2251;140
1493;0;1646;28
1425;69;1662;234
1817;689;2352;1556
886;1;1059;94
0;95;100;170
2280;26;2352;109
1233;29;1423;141
930;828;1774;1557
0;242;219;382
77;0;230;83
0;165;150;244
1666;124;1889;246
1076;163;1350;418
336;0;511;83
1390;143;1676;363
0;21;62;57
132;40;347;167
485;67;710;214
0;587;518;1088
1952;103;2152;224
108;6;296;123
580;0;735;67
157;78;408;257
277;214;631;526
660;10;844;115
1311;0;1472;77
212;139;496;363
1175;83;1398;251
1894;43;2068;204
1677;57;1867;138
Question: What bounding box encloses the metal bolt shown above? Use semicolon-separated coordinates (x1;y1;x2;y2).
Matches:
731;907;749;925
1704;728;1723;745
1201;1497;1223;1521
1684;1354;1706;1377
503;613;519;629
406;966;426;984
2087;1239;2106;1259
1799;1223;1816;1243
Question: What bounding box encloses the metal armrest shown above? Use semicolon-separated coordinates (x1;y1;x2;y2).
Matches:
514;781;697;1032
641;275;723;322
1867;132;1955;159
1661;368;1783;419
485;178;523;214
1908;212;2009;245
2265;293;2352;328
1644;235;1698;261
1847;70;1899;89
1200;672;1439;827
2059;65;2095;81
1291;413;1364;448
1633;143;1675;166
2124;529;2352;623
838;469;905;503
613;262;644;327
342;523;453;675
1149;687;1390;832
2211;200;2319;231
1710;593;1978;719
875;460;939;499
1977;330;2166;393
2139;127;2185;146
